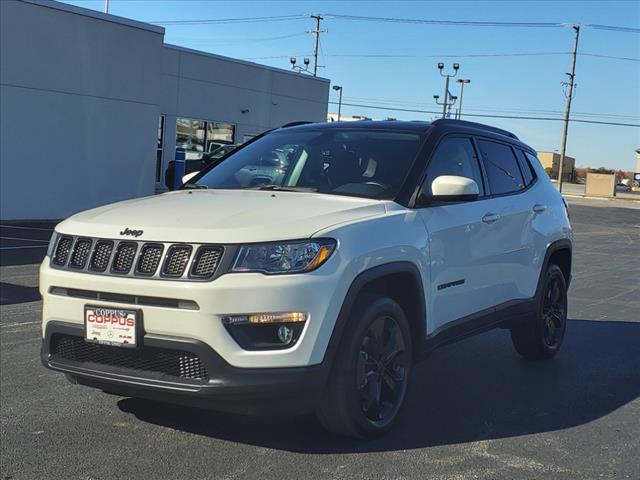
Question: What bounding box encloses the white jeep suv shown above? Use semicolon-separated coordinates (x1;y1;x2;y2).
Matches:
41;119;573;437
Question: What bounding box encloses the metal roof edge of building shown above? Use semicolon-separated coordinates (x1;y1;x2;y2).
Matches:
163;44;331;84
19;0;165;35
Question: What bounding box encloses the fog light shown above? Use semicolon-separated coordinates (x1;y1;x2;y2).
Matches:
221;312;307;351
277;325;294;344
222;312;307;325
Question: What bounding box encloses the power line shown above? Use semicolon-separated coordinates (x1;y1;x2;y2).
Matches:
329;95;640;121
327;101;640;127
586;24;640;33
148;14;640;34
245;51;639;62
149;14;307;25
174;32;308;45
322;13;565;28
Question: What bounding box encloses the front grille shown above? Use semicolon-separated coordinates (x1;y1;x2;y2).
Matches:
162;245;192;277
50;236;222;281
51;334;209;381
112;243;137;274
69;238;92;269
53;236;73;265
136;244;163;275
90;241;113;271
191;246;222;278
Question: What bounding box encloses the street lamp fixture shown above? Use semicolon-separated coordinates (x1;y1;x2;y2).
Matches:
332;85;343;122
455;79;471;120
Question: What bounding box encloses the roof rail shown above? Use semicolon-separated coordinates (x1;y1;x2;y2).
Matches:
432;118;518;140
280;121;315;129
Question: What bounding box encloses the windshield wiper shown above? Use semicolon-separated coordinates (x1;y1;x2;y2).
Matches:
247;185;318;193
182;183;208;190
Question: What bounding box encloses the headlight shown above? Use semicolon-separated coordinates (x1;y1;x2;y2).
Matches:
231;239;336;274
46;231;59;258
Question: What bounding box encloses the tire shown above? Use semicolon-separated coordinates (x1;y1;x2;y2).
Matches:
511;264;568;360
316;294;413;438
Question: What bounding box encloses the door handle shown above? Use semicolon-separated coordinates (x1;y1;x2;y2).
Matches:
482;213;500;224
532;204;547;214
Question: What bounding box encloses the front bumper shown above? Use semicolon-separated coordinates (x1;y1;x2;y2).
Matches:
40;255;348;368
41;321;329;415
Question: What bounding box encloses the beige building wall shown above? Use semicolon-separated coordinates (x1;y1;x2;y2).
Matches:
538;151;575;182
585;173;616;197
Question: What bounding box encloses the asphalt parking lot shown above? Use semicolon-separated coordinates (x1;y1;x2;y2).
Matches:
1;201;639;480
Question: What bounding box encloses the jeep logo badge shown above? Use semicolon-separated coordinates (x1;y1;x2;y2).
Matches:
120;228;143;237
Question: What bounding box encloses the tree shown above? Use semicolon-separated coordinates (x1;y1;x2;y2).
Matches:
544;167;554;178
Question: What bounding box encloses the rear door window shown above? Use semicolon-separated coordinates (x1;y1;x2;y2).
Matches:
477;140;525;195
515;149;536;186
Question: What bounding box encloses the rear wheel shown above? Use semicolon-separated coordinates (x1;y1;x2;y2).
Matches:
316;295;412;437
511;264;568;360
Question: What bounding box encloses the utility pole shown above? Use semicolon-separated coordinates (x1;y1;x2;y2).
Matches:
456;79;470;120
311;14;325;77
557;25;580;193
104;0;109;13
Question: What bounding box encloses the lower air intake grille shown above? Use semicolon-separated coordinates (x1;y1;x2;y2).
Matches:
53;236;73;265
69;238;92;269
51;334;209;381
191;247;223;278
162;245;192;277
112;242;137;274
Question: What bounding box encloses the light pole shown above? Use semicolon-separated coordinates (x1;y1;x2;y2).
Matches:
332;85;343;121
434;94;457;119
435;62;459;118
456;79;470;120
290;57;311;74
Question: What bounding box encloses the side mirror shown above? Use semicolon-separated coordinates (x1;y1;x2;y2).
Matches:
182;171;199;184
418;175;479;205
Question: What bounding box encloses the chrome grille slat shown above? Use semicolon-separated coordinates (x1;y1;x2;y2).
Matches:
191;246;223;278
49;236;223;282
69;238;92;269
136;244;164;275
162;245;192;277
90;241;114;272
53;236;73;265
112;242;137;274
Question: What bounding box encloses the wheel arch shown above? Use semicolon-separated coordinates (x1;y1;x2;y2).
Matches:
535;239;572;298
322;262;427;365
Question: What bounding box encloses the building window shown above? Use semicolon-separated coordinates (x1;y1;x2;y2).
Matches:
156;115;164;182
177;118;206;160
206;121;235;152
176;117;235;160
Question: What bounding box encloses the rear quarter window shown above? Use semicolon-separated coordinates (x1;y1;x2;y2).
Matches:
477;139;525;195
515;149;536;186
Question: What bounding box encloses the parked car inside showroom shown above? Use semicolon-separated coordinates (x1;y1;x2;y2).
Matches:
41;119;572;437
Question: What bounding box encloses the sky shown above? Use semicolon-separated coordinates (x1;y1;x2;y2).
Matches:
62;0;640;171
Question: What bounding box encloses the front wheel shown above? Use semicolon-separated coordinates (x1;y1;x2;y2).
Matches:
316;295;413;438
511;264;568;360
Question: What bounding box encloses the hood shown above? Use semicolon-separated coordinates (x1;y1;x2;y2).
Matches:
57;190;386;243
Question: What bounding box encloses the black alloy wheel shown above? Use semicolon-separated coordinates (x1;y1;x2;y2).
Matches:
511;263;568;360
316;295;413;437
541;274;567;348
357;315;408;425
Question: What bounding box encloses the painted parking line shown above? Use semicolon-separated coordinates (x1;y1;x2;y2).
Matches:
0;225;54;232
0;236;49;244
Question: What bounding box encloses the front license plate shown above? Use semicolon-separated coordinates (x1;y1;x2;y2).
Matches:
84;306;139;348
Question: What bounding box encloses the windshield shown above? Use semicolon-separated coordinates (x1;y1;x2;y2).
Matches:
193;129;422;199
